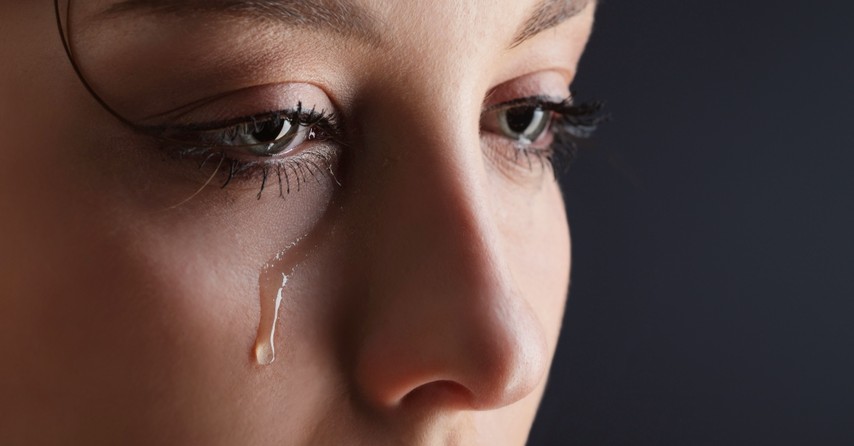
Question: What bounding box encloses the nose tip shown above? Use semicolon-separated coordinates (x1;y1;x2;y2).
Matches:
354;289;550;411
351;224;551;412
438;301;550;410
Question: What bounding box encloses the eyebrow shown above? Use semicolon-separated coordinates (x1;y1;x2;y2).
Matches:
512;0;591;47
100;0;382;45
100;0;589;48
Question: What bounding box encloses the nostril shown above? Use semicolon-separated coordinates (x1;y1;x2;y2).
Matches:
401;380;475;410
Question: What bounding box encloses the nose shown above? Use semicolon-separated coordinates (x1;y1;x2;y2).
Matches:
347;95;550;411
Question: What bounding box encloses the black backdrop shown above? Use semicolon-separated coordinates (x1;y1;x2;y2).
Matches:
529;1;854;444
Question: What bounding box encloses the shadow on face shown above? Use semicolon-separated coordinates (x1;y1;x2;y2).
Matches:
0;0;596;444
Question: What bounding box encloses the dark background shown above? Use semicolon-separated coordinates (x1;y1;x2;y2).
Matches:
530;1;854;445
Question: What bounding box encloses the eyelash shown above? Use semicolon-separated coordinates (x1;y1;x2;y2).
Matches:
145;95;605;197
145;105;344;199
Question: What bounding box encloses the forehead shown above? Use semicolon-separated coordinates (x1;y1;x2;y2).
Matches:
73;0;592;50
61;0;595;118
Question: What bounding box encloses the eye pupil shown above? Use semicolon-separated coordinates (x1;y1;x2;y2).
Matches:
505;107;538;133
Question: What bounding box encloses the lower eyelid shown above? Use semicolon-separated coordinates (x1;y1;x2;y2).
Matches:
161;138;343;195
480;132;558;179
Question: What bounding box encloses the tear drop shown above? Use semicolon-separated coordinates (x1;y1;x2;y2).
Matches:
253;237;307;367
254;273;288;365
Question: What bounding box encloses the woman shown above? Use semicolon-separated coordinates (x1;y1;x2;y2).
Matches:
0;0;600;444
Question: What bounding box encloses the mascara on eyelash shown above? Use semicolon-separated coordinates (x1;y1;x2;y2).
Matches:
545;97;608;174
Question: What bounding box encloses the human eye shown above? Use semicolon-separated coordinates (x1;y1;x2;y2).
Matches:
480;95;605;177
140;93;344;199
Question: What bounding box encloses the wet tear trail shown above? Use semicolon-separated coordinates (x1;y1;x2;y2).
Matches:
254;244;301;366
252;205;341;366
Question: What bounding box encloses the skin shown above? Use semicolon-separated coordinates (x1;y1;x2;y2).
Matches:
0;0;595;444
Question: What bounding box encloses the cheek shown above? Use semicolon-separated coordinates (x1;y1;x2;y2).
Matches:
496;180;571;351
0;114;336;441
14;205;264;439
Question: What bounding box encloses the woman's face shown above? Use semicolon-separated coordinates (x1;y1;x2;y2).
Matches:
0;0;594;444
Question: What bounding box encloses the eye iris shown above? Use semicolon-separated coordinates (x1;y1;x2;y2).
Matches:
499;105;551;142
253;118;290;143
506;106;538;134
244;116;303;157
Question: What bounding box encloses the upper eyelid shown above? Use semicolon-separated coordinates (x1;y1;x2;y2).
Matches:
483;95;571;112
142;106;332;134
136;108;341;154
